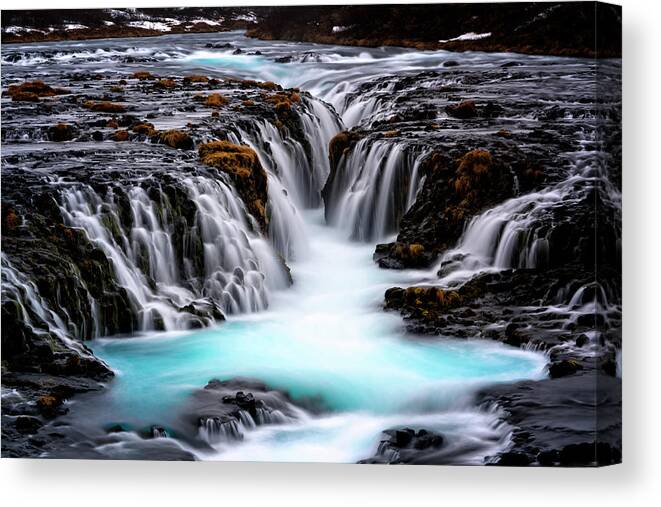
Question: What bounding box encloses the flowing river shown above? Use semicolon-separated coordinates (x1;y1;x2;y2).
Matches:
3;30;599;462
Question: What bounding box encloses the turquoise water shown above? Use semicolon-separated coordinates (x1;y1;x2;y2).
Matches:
90;211;547;462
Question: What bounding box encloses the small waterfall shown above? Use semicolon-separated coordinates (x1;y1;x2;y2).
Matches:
436;137;622;288
58;175;289;332
1;254;92;357
198;408;293;445
325;138;431;241
199;416;244;443
232;98;341;260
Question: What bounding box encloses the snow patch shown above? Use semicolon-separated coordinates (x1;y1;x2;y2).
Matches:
234;13;257;23
127;21;173;32
439;32;492;43
332;25;350;33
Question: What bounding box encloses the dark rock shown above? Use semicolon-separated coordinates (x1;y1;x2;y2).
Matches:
494;451;532;466
548;359;583;378
48;123;76;142
445;100;477;118
15;416;43;434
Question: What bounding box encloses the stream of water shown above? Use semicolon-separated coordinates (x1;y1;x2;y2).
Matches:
1;31;573;462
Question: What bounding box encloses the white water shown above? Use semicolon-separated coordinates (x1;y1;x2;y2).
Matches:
91;210;547;463
325;138;431;241
59;175;289;332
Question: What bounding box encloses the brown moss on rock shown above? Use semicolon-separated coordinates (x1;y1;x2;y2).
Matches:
155;78;177;90
111;129;129;142
385;286;463;312
132;71;154;80
452;149;493;197
6;80;69;102
131;122;158;136
258;81;280;91
36;394;63;417
204;93;230;108
2;206;22;232
264;91;302;114
445;100;478;119
328;130;364;169
183;75;209;83
198;141;269;230
9;91;40;102
84;100;127;113
49;123;75;142
159;129;194;150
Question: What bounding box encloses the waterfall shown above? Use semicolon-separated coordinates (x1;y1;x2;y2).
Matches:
324;138;431;242
58;174;289;332
198;408;293;445
436;132;622;289
1;254;93;357
232;96;341;260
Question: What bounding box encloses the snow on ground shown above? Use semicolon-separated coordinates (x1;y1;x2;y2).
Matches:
439;32;492;43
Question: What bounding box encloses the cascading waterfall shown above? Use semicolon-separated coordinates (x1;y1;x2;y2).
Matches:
198;408;292;445
436;133;622;288
325;138;431;242
230;96;341;260
58;174;289;332
0;254;93;357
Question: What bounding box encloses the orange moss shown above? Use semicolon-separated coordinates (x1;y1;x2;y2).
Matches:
258;81;280;90
7;80;68;101
84;100;127;113
111;130;129;142
242;99;255;107
452;149;493;196
383;130;399;138
159;129;193;150
106;119;119;129
184;75;209;83
36;395;60;414
131;122;157;136
198;141;268;228
132;71;154;80
205;93;230;108
199;141;260;178
3;208;21;230
155;78;176;89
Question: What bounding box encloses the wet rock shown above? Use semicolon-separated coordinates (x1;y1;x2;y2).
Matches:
445;100;478;118
494;451;532;466
361;428;445;464
159;129;194;150
15;416;43;434
479;373;621;466
376;148;516;269
548;359;583;378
